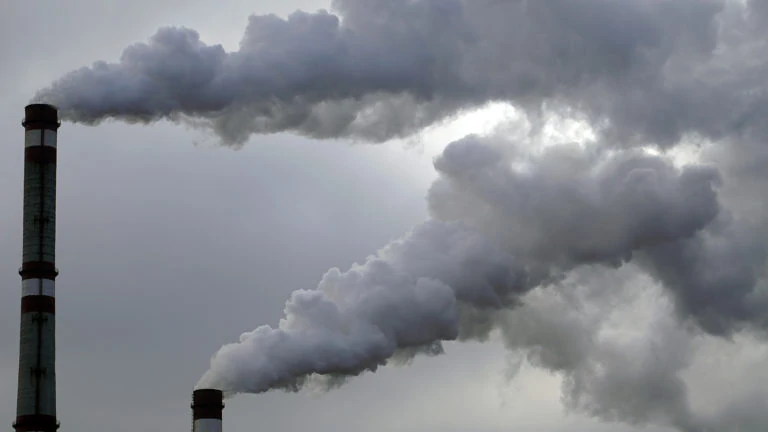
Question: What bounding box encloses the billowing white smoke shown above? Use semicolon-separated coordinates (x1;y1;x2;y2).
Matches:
36;0;768;430
196;135;722;396
192;131;768;430
34;0;768;147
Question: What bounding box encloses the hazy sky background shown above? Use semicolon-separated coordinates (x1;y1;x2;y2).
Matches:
1;1;765;432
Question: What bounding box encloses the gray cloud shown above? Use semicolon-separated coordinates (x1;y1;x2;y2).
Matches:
430;134;768;336
429;137;721;268
195;119;768;431
496;269;702;432
196;133;730;432
638;219;768;335
32;0;768;148
9;0;768;431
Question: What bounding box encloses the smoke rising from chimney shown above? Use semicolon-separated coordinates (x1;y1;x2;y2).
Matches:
36;0;768;430
195;133;742;430
33;0;768;148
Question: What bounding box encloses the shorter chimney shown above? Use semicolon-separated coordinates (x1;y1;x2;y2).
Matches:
192;389;224;432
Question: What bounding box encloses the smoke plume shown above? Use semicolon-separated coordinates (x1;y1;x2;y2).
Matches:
39;0;768;430
195;133;747;430
34;0;768;147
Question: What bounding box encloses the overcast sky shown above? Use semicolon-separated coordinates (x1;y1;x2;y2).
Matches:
1;1;767;432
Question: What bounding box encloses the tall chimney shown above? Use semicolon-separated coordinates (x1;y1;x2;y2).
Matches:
14;104;60;432
192;389;224;432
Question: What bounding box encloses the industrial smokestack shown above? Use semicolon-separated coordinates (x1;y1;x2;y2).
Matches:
192;389;224;432
13;104;60;432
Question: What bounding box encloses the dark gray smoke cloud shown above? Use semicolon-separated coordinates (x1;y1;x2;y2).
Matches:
34;0;767;147
428;137;721;269
196;134;740;431
429;135;768;337
195;125;768;429
497;269;703;432
37;0;768;429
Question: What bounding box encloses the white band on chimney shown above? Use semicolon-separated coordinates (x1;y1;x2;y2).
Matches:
193;419;222;432
24;130;57;148
21;279;55;297
44;130;57;147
